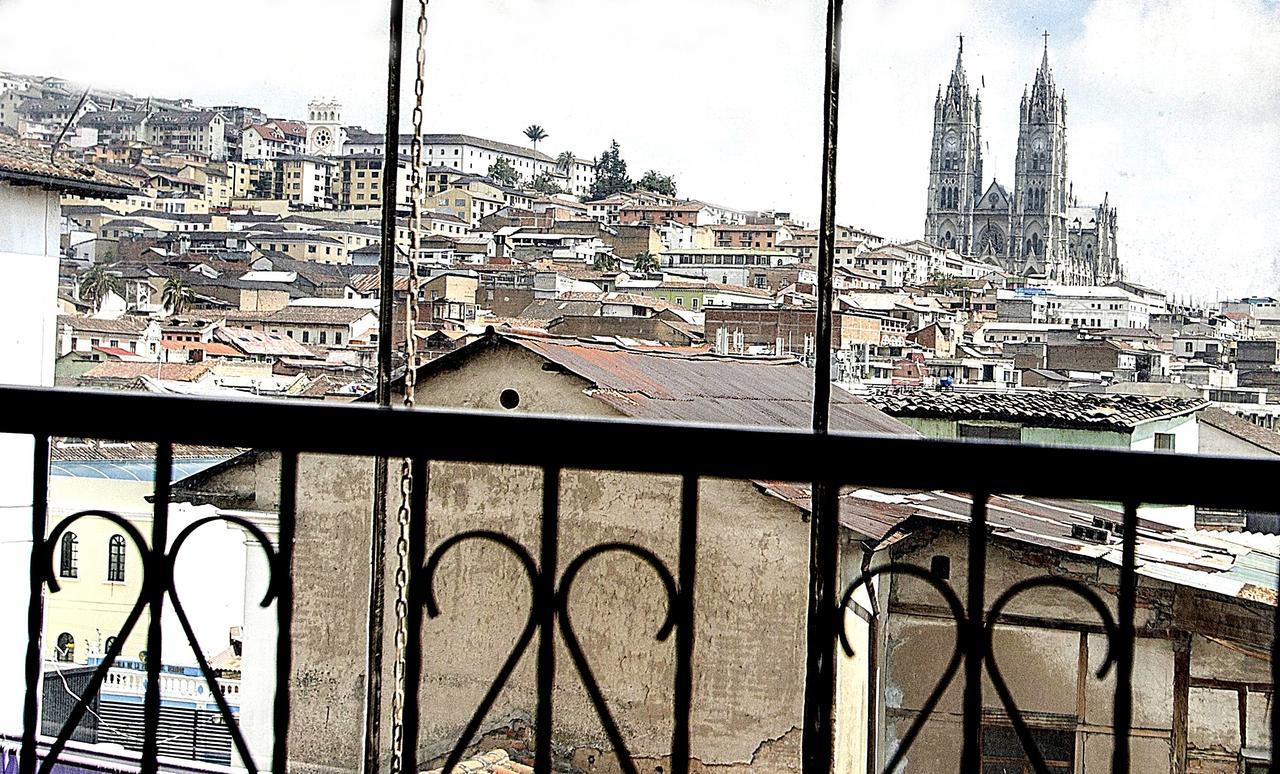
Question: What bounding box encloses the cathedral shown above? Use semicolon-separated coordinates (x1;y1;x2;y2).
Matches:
923;36;1121;285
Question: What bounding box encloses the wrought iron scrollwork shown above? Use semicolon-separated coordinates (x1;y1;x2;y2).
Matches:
37;509;280;774
840;562;965;774
983;577;1119;774
419;532;678;774
839;562;1123;774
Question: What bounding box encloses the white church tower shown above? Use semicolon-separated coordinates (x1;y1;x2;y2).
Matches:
306;99;344;156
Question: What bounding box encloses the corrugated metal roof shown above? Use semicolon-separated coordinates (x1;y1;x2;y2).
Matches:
857;489;1278;606
508;334;915;435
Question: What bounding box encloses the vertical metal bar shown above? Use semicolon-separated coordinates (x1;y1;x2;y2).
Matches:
670;475;699;774
802;481;841;773
271;451;298;774
802;0;843;769
400;458;427;774
376;0;406;404
959;491;988;772
365;4;406;770
1111;500;1139;774
142;442;173;773
1274;553;1279;774
810;0;842;433
20;436;50;774
535;467;560;774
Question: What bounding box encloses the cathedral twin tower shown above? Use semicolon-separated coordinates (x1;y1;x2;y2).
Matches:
924;35;1121;285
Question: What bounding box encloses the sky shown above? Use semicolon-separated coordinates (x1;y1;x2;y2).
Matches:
1;0;1277;298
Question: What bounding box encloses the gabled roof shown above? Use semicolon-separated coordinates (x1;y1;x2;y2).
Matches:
975;180;1012;212
1199;408;1280;456
402;332;916;435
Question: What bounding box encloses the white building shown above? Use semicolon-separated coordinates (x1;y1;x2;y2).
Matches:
0;134;137;735
1042;285;1152;329
342;129;596;197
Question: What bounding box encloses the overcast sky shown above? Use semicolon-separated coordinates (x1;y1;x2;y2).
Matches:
2;0;1277;298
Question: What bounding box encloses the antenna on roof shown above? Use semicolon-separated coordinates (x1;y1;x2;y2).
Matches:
50;84;92;164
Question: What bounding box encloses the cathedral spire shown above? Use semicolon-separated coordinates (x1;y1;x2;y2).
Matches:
1040;30;1051;74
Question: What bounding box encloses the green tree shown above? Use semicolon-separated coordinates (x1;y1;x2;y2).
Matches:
79;263;118;310
637;169;677;197
592;254;620;272
162;277;194;315
632;251;660;274
529;172;563;195
523;124;548;152
555;150;575;174
588;140;632;200
488;157;522;187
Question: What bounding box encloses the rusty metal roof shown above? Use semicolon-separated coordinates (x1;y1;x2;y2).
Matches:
506;334;916;435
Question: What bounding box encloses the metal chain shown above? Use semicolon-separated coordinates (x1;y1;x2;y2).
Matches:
389;1;427;772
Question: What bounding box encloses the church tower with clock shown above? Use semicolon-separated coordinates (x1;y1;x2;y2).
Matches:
923;37;984;255
1011;37;1073;281
306;99;344;157
923;34;1122;286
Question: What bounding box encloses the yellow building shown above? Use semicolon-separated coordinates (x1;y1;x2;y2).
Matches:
249;231;349;264
44;441;240;666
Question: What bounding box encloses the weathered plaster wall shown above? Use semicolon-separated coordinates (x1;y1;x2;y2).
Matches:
876;527;1273;773
213;343;828;772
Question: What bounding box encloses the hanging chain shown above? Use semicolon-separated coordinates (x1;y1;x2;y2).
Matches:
389;1;428;772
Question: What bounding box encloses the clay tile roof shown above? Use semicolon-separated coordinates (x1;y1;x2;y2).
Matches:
57;315;151;335
0;135;137;197
80;361;212;382
865;389;1207;430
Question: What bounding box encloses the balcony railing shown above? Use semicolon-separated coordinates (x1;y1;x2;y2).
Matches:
6;385;1280;774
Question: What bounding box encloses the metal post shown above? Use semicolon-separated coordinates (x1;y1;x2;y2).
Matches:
19;437;50;774
802;0;843;770
142;443;172;773
365;1;406;772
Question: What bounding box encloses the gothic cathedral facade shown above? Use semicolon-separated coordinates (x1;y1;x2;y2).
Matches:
924;37;1121;285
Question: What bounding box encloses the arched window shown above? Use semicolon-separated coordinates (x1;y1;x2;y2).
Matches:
107;535;126;582
56;632;74;662
104;636;117;655
59;533;78;578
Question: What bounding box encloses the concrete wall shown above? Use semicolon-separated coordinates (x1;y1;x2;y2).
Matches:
0;183;64;736
191;342;841;772
1199;424;1277;459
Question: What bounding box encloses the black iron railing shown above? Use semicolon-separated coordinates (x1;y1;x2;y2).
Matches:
8;386;1280;774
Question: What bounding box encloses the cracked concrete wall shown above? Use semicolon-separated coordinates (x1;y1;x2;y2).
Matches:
210;343;829;772
405;344;813;769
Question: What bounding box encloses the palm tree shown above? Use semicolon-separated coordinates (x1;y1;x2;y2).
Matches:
592;254;620;272
162;277;194;316
79;263;118;311
523;124;548;152
556;150;575;174
632;252;660;274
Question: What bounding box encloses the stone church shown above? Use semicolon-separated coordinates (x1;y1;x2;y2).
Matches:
923;37;1121;285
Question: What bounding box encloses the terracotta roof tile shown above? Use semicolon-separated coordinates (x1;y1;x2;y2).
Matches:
0;135;137;197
